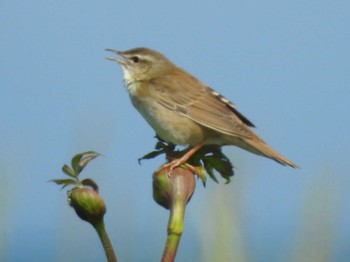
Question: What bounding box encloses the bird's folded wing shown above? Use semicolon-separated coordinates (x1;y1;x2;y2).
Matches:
150;74;255;139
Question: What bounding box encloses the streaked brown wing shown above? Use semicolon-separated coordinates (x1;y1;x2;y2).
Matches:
150;71;255;139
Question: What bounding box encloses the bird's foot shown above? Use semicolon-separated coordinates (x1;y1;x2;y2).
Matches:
156;141;205;177
156;159;197;177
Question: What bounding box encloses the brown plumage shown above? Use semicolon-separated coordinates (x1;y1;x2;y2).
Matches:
106;47;299;168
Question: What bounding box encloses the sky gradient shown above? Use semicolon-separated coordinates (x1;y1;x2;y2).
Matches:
1;1;350;261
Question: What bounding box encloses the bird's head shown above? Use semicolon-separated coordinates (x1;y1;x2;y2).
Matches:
105;47;175;84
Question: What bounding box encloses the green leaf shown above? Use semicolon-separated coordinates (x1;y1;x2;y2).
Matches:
139;139;177;164
186;145;234;184
207;155;233;183
71;153;84;174
138;150;166;164
202;157;219;183
194;166;207;187
62;164;77;178
71;151;100;175
81;178;99;192
144;139;234;186
155;141;166;150
78;152;101;174
51;178;78;189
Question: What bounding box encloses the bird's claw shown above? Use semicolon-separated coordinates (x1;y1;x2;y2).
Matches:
156;160;196;178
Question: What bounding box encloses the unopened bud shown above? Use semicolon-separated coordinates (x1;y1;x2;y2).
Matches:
68;187;106;225
153;167;196;209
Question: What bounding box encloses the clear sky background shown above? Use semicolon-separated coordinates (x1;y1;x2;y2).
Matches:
1;1;349;261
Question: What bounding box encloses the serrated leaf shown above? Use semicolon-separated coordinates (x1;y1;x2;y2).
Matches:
204;155;233;183
78;152;100;173
71;151;99;175
139;139;178;164
213;150;231;165
62;164;77;178
213;157;233;177
81;178;99;192
202;158;219;183
138;149;166;164
224;176;231;184
51;178;78;189
71;153;84;174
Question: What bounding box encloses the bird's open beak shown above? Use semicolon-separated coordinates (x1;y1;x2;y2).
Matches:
105;49;128;65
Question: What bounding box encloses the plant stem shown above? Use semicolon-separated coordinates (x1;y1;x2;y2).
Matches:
159;168;195;262
93;220;118;262
161;197;185;262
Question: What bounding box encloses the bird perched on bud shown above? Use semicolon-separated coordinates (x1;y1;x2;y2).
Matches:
105;47;299;170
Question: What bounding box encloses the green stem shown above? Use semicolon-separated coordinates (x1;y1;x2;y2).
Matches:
161;197;185;262
93;220;118;262
154;167;195;262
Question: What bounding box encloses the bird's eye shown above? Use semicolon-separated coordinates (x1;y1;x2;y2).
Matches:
131;56;140;63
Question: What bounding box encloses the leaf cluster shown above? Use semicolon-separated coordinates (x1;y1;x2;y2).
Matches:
139;139;234;186
51;151;100;190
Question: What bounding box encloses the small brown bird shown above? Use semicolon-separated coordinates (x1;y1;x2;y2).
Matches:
105;47;299;169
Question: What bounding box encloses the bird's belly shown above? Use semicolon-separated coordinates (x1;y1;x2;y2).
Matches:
130;95;206;145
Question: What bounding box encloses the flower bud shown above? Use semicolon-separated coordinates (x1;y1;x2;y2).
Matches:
68;187;106;225
153;167;196;209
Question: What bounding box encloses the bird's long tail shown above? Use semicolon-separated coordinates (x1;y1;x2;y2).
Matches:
243;138;300;168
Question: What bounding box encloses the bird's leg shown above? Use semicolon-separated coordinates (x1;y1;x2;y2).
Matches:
170;142;204;167
157;141;205;176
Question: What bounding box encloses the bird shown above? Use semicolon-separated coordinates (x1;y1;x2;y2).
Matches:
105;47;299;169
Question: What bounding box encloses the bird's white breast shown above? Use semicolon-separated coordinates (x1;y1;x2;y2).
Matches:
126;82;206;146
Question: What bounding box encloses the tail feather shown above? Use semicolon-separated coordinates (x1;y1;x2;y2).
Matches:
244;139;300;168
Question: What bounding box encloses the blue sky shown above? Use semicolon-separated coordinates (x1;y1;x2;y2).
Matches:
1;1;350;261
